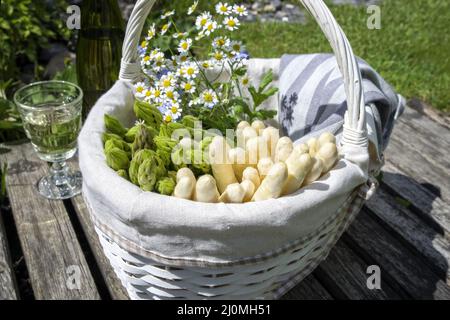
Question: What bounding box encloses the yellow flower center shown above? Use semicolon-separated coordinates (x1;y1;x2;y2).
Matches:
184;83;192;90
220;5;227;12
154;90;161;97
136;86;144;93
187;67;195;75
237;7;244;13
180;56;188;62
163;79;171;88
181;42;189;50
214;52;223;61
202;62;210;68
207;23;214;31
166;91;174;99
227;20;236;27
164;115;172;122
141;41;147;48
171;106;178;113
162;24;169;31
143;56;150;62
145;90;151;97
200;18;207;26
243;78;249;86
233;44;240;51
216;39;225;46
204;93;213;103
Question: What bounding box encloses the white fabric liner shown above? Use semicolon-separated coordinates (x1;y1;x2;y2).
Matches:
79;59;369;263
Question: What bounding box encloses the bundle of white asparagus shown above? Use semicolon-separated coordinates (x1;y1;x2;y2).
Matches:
174;120;339;203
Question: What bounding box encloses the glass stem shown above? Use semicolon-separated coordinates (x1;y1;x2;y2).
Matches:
49;161;70;186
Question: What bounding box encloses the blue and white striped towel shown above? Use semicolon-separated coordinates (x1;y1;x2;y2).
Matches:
279;54;405;157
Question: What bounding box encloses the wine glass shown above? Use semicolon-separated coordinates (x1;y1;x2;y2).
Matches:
14;81;83;200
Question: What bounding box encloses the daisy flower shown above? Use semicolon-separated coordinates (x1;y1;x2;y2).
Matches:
184;63;199;79
178;53;190;64
201;60;214;70
223;17;240;31
161;10;175;19
200;89;219;109
141;55;152;66
163;112;174;123
143;88;153;103
205;20;220;36
212;36;230;49
163;88;180;102
195;12;212;30
230;40;245;55
147;23;156;39
187;0;199;15
160;22;172;35
216;2;232;15
168;102;182;120
140;40;148;50
134;82;147;98
172;32;187;39
233;4;248;17
159;73;176;89
150;87;163;103
241;75;251;87
212;51;226;64
182;81;196;94
177;38;192;53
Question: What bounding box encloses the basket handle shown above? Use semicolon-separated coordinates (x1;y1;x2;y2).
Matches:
119;0;367;140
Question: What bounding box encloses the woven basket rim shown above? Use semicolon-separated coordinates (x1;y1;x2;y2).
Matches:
87;181;372;268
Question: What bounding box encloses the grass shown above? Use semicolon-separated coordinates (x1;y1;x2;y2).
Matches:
232;0;450;112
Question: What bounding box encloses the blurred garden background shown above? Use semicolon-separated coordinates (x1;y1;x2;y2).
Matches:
0;0;449;145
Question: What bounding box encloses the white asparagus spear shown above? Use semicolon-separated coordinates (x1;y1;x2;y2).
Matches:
174;176;196;200
252;162;288;201
194;175;220;203
237;120;250;130
242;167;261;189
228;147;248;181
241;180;256;202
318;132;336;148
274;136;293;162
242;126;258;145
282;152;313;195
294;143;309;155
251;120;266;135
246;136;270;165
302;157;324;186
316;142;338;173
219;183;245;203
307;137;320;157
257;157;274;180
176;167;195;182
261;126;279;159
208;136;238;193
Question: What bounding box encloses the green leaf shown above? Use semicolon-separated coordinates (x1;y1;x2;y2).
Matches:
258;69;274;92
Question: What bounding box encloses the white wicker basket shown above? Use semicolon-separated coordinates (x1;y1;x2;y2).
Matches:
83;0;378;300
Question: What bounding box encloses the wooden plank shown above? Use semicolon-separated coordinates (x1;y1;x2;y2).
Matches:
0;209;19;300
70;194;129;300
345;209;450;299
394;113;450;169
381;161;450;234
314;241;402;300
385;135;450;203
0;144;100;299
282;274;332;300
366;187;450;285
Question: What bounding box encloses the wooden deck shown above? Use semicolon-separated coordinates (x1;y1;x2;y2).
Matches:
0;105;449;300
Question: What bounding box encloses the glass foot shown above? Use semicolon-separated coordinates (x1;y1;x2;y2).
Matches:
37;162;82;200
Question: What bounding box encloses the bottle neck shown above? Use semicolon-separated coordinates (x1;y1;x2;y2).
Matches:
80;0;125;30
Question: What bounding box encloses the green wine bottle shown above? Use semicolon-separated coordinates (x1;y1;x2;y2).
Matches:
76;0;125;118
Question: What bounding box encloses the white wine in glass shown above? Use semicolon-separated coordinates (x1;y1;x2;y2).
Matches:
14;81;83;200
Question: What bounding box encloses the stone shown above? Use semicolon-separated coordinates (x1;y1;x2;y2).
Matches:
263;4;276;13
